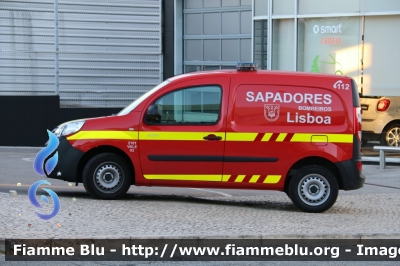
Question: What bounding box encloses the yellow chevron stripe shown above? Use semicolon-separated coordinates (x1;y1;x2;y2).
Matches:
67;131;138;140
261;133;273;141
226;132;258;141
139;132;225;141
234;175;246;183
276;133;287;142
144;175;231;182
263;175;282;184
143;174;282;184
249;175;261;183
290;133;353;143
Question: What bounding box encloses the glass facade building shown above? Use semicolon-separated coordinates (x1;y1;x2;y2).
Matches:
2;0;400;107
177;0;400;96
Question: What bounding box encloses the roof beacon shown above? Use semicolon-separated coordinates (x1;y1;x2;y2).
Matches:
236;62;258;71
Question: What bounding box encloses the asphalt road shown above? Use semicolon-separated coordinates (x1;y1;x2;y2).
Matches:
0;147;282;199
1;147;400;265
1;146;399;199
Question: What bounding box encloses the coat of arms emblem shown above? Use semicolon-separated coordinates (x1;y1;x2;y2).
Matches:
264;104;280;122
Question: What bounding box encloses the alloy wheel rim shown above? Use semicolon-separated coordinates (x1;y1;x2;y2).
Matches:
386;127;400;147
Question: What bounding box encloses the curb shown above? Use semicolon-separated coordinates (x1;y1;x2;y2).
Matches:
2;233;400;253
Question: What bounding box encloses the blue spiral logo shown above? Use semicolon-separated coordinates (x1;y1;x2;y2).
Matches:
33;130;59;177
28;180;60;220
29;130;61;220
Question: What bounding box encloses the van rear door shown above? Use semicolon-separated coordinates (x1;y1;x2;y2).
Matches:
223;79;351;189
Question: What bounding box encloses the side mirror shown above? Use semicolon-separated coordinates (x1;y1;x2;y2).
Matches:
145;104;160;123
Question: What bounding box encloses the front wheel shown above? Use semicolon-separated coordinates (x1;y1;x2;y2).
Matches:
288;165;338;213
82;153;132;199
380;124;400;147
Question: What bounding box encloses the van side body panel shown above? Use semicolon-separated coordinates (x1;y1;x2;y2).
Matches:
224;71;356;191
55;70;363;193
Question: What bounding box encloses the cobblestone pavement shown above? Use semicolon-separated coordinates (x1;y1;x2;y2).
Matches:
1;161;400;241
1;189;400;240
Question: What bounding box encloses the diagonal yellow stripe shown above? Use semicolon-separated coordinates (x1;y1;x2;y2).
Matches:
226;133;258;141
261;133;273;141
144;175;222;181
67;131;138;140
276;133;287;142
234;175;246;183
249;175;260;183
139;132;225;141
263;175;282;184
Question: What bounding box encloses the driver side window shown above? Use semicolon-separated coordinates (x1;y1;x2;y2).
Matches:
153;86;222;124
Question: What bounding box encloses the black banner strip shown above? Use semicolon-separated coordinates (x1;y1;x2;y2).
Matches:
4;239;400;261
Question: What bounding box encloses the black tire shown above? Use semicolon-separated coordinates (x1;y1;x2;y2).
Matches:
380;123;400;147
82;153;132;199
288;165;338;213
284;181;291;198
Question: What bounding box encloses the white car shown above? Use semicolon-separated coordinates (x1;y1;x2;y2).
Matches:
361;96;400;146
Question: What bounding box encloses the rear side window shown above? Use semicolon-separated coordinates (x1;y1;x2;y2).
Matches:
152;86;222;124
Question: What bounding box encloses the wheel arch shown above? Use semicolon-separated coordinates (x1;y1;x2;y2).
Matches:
382;120;400;132
381;120;400;146
284;156;343;192
77;146;135;184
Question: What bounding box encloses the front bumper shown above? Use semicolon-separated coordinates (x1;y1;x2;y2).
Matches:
47;137;84;182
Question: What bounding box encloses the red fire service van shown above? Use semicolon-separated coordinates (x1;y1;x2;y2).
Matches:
49;63;364;213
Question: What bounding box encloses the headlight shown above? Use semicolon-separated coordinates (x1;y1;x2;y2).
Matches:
53;120;85;137
53;126;64;137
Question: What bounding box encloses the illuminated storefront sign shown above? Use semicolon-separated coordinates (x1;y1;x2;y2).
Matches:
298;17;361;78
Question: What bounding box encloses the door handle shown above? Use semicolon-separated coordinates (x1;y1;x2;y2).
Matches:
203;134;222;141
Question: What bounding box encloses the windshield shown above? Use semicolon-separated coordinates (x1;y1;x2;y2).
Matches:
118;80;171;116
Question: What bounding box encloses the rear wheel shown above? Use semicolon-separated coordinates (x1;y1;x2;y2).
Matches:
82;153;132;199
288;165;338;213
380;124;400;147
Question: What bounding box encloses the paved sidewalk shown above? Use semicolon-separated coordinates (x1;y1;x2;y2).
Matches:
1;165;399;251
